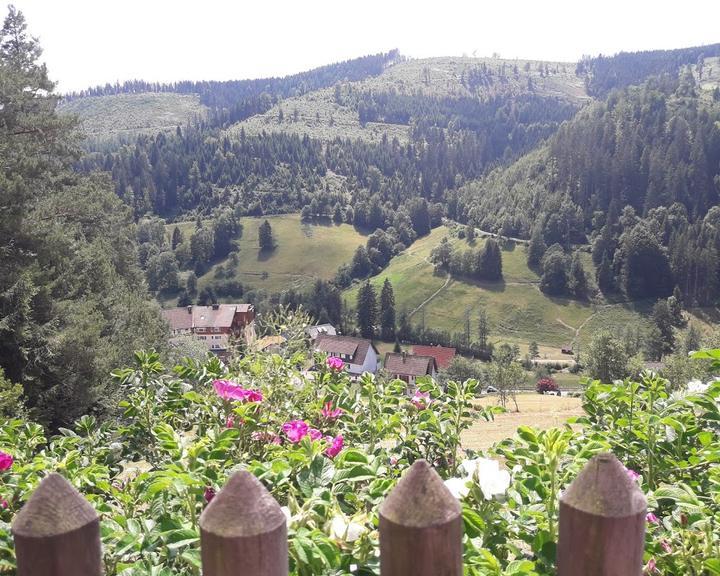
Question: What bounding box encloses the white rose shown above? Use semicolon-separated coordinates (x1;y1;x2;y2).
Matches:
687;380;709;394
330;514;366;543
444;477;470;499
459;457;511;500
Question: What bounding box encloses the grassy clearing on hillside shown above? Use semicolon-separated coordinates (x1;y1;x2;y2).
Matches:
344;225;649;357
59;92;205;139
194;214;366;294
462;393;583;451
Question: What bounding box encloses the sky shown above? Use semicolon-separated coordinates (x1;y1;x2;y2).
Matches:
9;0;720;93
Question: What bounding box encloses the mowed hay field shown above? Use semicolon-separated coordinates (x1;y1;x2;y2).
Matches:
344;226;649;358
462;394;584;451
198;215;367;293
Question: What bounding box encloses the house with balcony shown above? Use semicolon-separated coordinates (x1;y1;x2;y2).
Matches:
162;303;255;355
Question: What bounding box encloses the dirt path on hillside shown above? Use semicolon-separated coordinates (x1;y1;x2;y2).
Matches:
409;274;452;318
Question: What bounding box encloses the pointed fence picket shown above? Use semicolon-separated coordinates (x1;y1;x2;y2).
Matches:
10;453;646;576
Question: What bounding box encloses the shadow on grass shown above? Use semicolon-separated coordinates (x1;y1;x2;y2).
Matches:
257;247;277;262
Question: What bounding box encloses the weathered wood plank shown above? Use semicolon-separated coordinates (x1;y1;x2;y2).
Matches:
12;473;102;576
379;459;463;576
558;452;646;576
199;470;288;576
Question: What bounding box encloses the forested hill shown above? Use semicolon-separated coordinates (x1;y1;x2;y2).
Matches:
73;55;585;218
59;50;401;136
456;64;720;305
65;42;720;308
577;43;720;97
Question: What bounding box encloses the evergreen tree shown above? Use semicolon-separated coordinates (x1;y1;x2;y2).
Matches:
258;219;275;251
213;209;241;259
186;272;198;296
620;223;673;299
379;278;396;340
476;238;503;281
683;322;701;354
528;341;539;359
650;300;676;357
171;226;184;250
477;308;490;354
540;244;569;295
569;252;588;298
527;224;547;267
0;6;166;426
465;224;476;243
356;281;377;339
596;252;615;294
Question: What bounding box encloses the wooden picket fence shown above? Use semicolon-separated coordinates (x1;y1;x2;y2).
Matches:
10;453;647;576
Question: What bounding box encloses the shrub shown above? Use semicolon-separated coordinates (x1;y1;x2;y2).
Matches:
536;377;559;393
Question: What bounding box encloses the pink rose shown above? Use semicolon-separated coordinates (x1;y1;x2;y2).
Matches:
325;435;344;458
204;487;216;503
646;512;659;524
0;451;13;472
321;402;343;420
410;391;430;410
0;498;8;510
213;380;263;402
282;420;310;443
326;356;344;371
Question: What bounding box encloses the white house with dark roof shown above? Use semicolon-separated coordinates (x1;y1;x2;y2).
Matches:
314;334;378;376
162;303;255;355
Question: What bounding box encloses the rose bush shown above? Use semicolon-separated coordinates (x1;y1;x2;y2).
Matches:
0;344;719;575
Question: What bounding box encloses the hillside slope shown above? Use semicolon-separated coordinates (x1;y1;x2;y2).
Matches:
58;92;206;142
344;226;652;357
226;56;588;143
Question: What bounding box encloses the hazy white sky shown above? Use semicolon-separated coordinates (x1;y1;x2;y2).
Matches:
9;0;720;93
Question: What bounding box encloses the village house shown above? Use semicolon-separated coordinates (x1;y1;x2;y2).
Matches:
383;352;437;387
314;334;378;376
305;323;337;341
411;344;456;370
161;303;255;355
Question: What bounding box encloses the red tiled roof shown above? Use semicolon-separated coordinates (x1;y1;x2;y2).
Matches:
384;353;436;377
411;345;456;369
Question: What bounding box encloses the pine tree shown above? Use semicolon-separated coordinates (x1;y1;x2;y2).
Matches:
683;322;701;354
477;308;490;353
258;219;274;251
356;281;377;339
379;278;396;340
0;6;166;426
171;226;184;250
476;238;503;281
570;252;588;298
651;300;676;357
527;223;547;267
529;341;539;359
597;252;615;294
